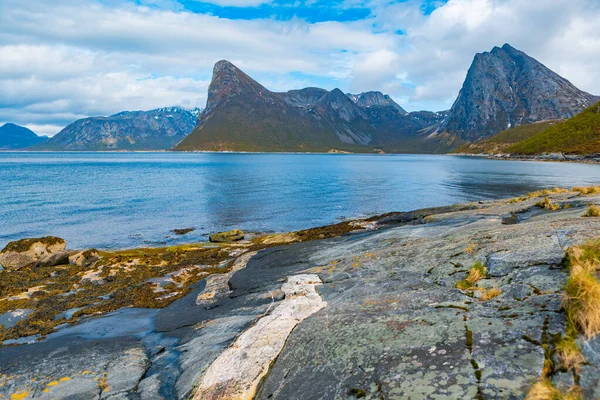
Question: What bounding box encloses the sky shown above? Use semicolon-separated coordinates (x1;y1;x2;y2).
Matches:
1;0;599;136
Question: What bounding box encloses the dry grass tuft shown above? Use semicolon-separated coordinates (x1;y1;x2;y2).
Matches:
582;204;600;217
556;337;585;373
480;287;502;301
465;262;486;284
535;197;561;211
573;186;600;195
525;380;581;400
525;380;558;400
456;262;486;290
564;241;600;339
527;187;570;199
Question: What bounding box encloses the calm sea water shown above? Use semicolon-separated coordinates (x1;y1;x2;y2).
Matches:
2;152;600;250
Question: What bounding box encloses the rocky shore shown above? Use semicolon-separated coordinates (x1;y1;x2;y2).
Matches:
452;152;600;164
2;188;600;399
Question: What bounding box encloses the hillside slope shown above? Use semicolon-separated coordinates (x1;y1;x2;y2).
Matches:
506;101;600;155
0;123;47;150
452;120;560;154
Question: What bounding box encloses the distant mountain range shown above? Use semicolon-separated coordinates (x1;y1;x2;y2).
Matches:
31;107;201;151
0;123;48;150
3;44;597;153
175;44;597;153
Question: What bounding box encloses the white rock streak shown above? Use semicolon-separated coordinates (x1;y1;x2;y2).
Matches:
193;274;327;400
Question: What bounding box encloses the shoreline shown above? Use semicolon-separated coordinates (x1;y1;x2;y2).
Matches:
3;188;600;397
450;152;600;164
5;149;600;165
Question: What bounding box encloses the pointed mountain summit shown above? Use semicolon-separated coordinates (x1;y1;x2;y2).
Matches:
442;43;598;141
0;123;48;150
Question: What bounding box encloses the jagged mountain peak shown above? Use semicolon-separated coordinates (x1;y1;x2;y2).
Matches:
348;91;407;115
280;87;328;107
442;44;598;141
318;88;369;122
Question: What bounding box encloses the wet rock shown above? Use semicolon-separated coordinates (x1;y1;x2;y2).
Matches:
501;212;519;225
171;228;195;235
209;229;244;243
101;347;150;398
0;309;34;329
69;249;100;267
0;236;66;269
138;374;165;400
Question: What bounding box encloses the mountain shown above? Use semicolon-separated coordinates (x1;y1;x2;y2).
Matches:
174;61;440;153
33;107;200;151
505;100;600;155
441;44;599;142
175;61;384;152
0;123;48;150
346;92;452;152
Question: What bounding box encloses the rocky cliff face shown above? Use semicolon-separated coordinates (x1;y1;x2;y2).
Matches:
33;107;200;151
0;123;47;150
442;44;598;142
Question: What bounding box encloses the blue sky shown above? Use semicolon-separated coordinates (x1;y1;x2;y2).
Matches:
1;0;599;135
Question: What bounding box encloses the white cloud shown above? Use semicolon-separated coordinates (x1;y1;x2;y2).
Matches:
0;0;599;134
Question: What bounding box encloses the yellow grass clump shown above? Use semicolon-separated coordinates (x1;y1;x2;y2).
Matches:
535;197;561;211
456;262;486;290
527;187;570;199
582;204;600;217
480;287;502;301
573;186;600;195
556;337;585;373
525;380;581;400
564;243;600;339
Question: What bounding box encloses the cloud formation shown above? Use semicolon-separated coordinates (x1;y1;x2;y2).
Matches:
1;0;599;135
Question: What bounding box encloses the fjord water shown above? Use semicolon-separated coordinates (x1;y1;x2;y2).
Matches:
2;152;600;250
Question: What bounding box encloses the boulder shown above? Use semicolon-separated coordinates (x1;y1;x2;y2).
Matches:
0;236;66;270
69;249;100;268
35;250;70;268
209;229;244;243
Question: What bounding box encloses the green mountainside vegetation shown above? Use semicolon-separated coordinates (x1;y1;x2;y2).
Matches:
452;121;559;154
506;101;600;155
